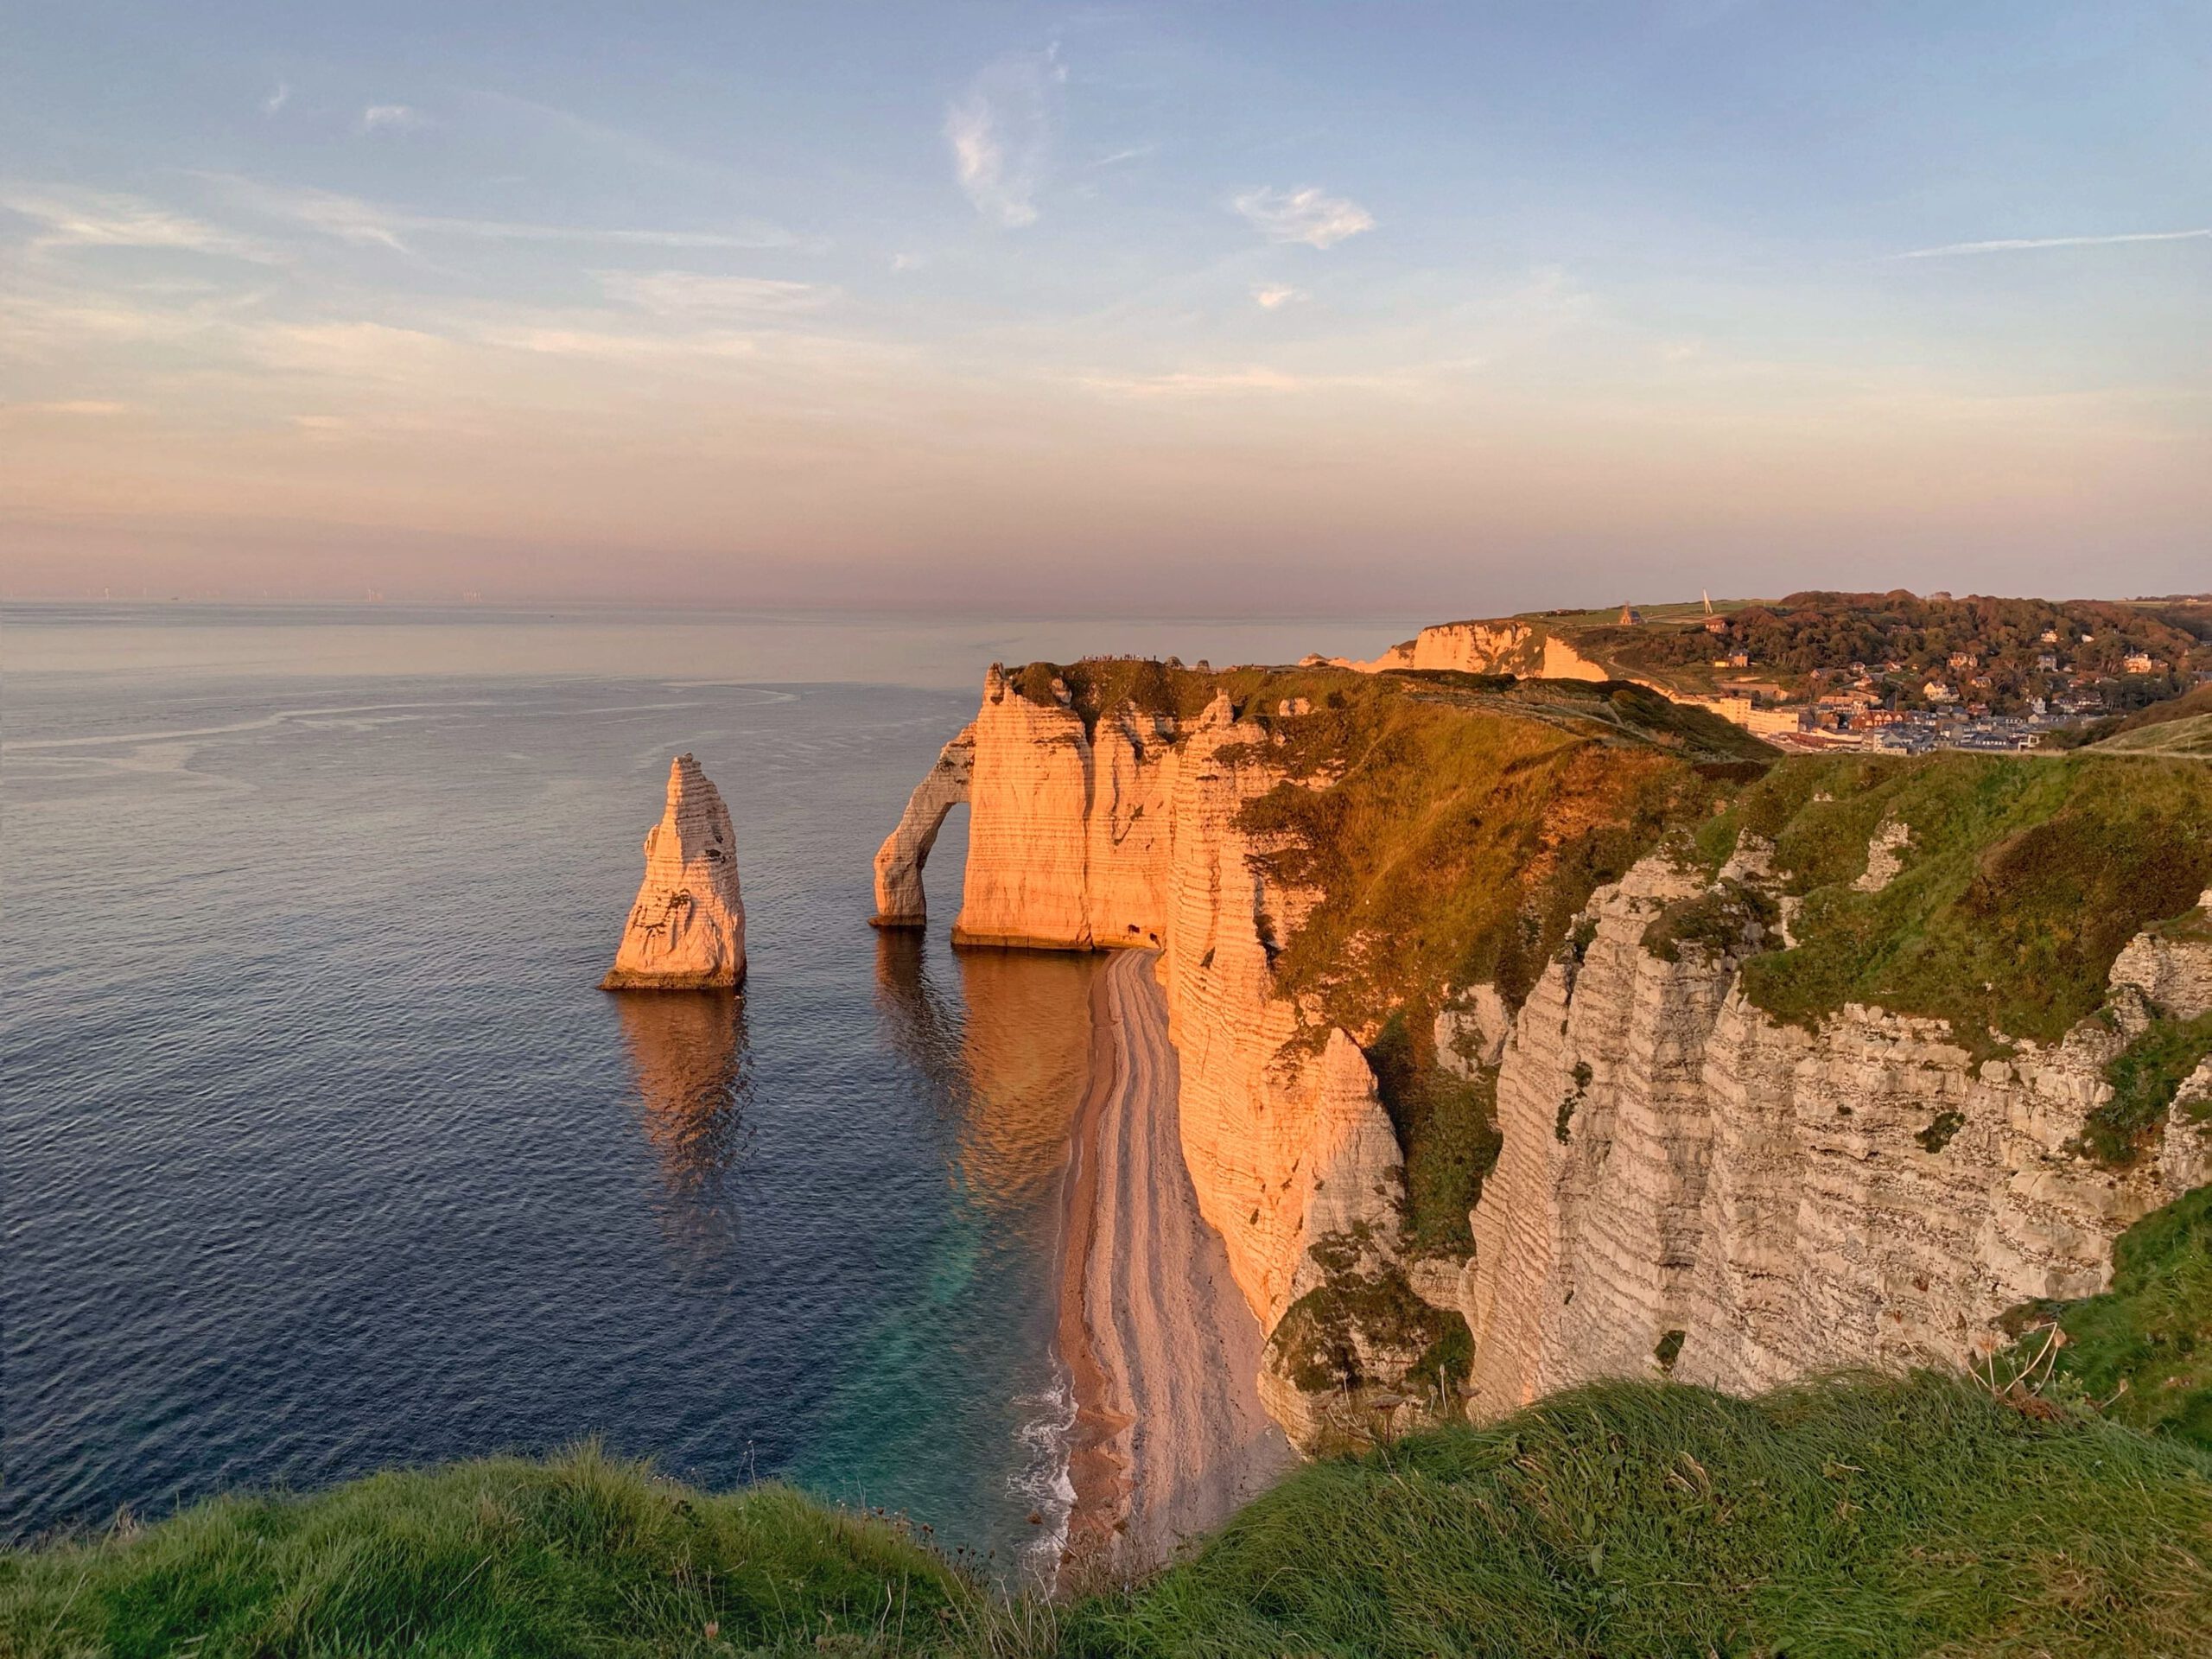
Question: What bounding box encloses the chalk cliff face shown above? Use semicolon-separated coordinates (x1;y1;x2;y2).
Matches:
1464;864;2212;1416
884;663;2212;1452
602;754;747;990
1346;620;1611;683
882;670;1408;1409
870;724;975;926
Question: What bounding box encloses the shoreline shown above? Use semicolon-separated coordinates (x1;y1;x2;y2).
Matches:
1054;950;1294;1582
1051;958;1134;1573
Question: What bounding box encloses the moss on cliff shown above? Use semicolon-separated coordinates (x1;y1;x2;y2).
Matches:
2075;1011;2212;1166
1363;1012;1501;1252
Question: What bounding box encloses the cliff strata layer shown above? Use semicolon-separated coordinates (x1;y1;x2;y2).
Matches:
1465;860;2212;1415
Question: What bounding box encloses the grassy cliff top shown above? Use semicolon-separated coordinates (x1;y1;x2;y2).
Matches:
1698;750;2212;1051
10;1375;2209;1657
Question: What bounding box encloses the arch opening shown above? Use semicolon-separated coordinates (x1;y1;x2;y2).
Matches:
868;723;976;928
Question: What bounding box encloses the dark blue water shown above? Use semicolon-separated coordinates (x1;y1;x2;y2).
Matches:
0;659;1101;1574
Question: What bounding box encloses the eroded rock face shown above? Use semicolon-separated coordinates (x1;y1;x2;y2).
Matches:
879;671;1412;1448
1341;620;1611;682
870;724;975;926
602;754;746;989
1464;857;2207;1417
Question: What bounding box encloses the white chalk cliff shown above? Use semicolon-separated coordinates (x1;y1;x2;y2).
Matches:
1339;619;1613;682
602;754;747;990
882;664;2212;1450
878;668;1402;1337
1463;867;2212;1416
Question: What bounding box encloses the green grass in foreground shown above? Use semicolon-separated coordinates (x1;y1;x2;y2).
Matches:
0;1448;981;1658
9;1376;2212;1657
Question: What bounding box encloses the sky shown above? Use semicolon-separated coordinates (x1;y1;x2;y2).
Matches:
2;1;2207;613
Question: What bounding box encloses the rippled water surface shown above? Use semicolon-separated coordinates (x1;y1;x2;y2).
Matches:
0;621;1159;1571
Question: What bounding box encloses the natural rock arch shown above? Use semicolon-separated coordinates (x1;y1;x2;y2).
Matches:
868;723;976;927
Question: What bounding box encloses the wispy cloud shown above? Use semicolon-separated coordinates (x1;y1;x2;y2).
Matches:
262;82;290;116
1;398;136;418
1252;283;1306;309
946;48;1064;228
1075;365;1308;398
1;188;279;261
204;176;804;253
360;104;432;134
1893;227;2211;259
594;270;831;315
1232;186;1374;249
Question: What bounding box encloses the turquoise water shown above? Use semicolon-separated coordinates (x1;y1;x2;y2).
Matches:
0;604;1407;1575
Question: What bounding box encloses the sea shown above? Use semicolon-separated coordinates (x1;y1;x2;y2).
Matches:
0;602;1406;1576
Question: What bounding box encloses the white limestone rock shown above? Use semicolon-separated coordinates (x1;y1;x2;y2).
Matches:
601;754;746;989
870;724;975;926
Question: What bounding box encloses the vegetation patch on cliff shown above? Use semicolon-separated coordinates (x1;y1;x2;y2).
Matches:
1638;877;1778;963
1994;1185;2212;1453
1700;752;2212;1048
1268;1252;1471;1421
2075;1012;2212;1166
1363;1012;1501;1251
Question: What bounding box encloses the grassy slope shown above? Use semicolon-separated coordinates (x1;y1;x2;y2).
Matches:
0;1447;980;1659
2067;682;2212;754
1696;750;2212;1053
13;1379;2211;1658
1069;1374;2212;1659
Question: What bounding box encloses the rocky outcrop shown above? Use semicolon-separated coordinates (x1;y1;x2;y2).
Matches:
1463;862;2211;1417
1344;620;1611;682
870;725;975;926
602;754;747;989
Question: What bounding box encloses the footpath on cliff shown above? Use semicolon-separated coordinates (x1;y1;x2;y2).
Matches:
1059;948;1294;1580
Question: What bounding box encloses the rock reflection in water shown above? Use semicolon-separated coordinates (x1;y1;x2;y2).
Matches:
872;931;1096;1213
612;989;753;1197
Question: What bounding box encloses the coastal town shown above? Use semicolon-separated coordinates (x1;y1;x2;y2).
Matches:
1563;592;2212;754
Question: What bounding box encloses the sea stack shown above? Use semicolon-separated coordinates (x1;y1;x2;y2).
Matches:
601;754;747;990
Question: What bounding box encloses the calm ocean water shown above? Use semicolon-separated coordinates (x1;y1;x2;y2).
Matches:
0;603;1407;1573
